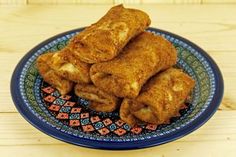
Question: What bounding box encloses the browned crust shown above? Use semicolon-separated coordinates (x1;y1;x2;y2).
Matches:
89;101;118;113
49;48;91;83
119;99;139;126
90;32;177;98
129;68;195;125
74;83;119;112
69;4;151;63
36;53;74;95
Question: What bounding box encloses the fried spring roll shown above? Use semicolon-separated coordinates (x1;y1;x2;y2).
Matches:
74;84;119;112
120;99;140;126
50;48;91;83
69;4;151;63
90;32;177;98
36;53;73;95
123;68;195;125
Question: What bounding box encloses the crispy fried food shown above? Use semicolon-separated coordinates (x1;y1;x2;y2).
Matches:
49;48;91;83
90;32;177;98
36;53;74;95
89;101;119;113
124;68;195;125
74;84;119;112
69;4;151;63
120;99;139;126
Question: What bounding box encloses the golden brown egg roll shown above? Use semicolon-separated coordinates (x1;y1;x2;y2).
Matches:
36;53;74;95
49;48;91;83
74;84;119;112
120;99;140;127
69;4;151;63
90;32;177;98
124;68;195;125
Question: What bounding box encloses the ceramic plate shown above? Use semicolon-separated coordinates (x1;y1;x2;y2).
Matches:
11;27;223;150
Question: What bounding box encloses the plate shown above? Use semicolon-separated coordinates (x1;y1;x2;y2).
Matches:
11;27;224;150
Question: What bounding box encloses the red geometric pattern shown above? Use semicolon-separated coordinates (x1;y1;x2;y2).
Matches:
42;85;159;136
114;128;127;136
56;113;69;119
60;95;71;100
64;101;76;107
103;118;113;126
42;86;55;94
48;104;61;112
146;124;157;130
131;127;142;134
80;113;89;119
44;95;56;103
90;116;100;123
69;120;80;127
115;120;125;127
82;125;95;132
71;107;82;113
98;128;110;135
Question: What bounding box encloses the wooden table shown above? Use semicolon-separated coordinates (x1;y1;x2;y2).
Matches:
0;4;236;157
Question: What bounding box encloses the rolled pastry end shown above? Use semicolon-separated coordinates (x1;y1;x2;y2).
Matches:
120;99;140;126
69;34;118;64
74;84;119;112
90;70;140;98
130;101;161;124
36;53;74;95
69;4;151;63
129;68;195;125
50;48;91;83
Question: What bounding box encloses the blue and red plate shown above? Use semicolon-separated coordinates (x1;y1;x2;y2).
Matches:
11;27;223;150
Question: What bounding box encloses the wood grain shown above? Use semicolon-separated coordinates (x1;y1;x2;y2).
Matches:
0;4;236;157
1;0;236;4
0;0;26;4
0;112;235;156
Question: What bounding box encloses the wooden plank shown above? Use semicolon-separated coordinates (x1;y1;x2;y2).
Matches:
78;0;113;4
27;0;76;4
142;0;202;4
27;0;113;4
0;4;235;52
2;0;236;4
141;0;174;4
0;0;26;4
143;0;236;4
174;0;202;3
207;51;236;111
202;0;236;4
0;141;235;157
0;141;236;157
0;111;235;156
114;0;141;4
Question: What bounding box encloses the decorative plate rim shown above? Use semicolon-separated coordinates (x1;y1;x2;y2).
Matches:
11;27;224;150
